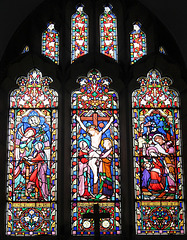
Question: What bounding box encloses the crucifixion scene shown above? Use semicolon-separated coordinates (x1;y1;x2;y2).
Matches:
71;69;121;235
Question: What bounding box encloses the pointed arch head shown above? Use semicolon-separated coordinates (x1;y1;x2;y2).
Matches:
72;68;118;110
132;21;142;32
47;22;55;31
104;3;113;13
132;69;178;109
76;3;84;13
10;68;58;108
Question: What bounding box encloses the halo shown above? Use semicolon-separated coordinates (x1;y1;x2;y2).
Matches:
34;141;44;150
78;138;90;147
101;138;113;148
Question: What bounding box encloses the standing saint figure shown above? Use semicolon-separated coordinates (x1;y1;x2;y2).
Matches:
75;115;114;195
78;138;91;199
96;138;113;200
26;141;49;201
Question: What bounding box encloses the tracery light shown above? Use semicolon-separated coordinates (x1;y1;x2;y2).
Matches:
6;69;58;236
130;22;146;64
42;22;59;64
100;4;118;61
159;46;166;55
22;45;29;54
71;4;88;63
71;69;121;235
132;69;185;235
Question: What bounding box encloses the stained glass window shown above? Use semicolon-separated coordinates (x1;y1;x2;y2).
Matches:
130;22;146;64
6;69;58;236
71;4;88;63
159;46;166;55
100;4;118;61
22;45;29;54
132;69;185;235
42;22;59;64
71;69;121;236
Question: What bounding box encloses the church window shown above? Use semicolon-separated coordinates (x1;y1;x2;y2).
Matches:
22;45;29;54
42;22;59;64
71;4;88;63
6;69;58;236
130;22;146;64
132;69;185;234
100;4;118;61
159;46;166;55
71;69;121;235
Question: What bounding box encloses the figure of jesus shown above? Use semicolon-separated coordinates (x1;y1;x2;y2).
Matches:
75;115;114;194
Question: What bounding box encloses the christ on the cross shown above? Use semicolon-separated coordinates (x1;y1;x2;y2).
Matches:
75;114;114;195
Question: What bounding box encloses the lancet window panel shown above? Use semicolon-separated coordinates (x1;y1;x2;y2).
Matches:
100;4;118;61
42;22;59;64
71;69;121;236
132;69;185;235
6;69;58;236
71;4;88;63
130;22;146;64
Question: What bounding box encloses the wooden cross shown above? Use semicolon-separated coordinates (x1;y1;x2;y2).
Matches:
83;204;110;239
80;112;110;127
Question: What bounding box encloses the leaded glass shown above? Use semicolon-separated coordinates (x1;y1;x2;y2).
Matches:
130;22;146;64
22;45;29;54
71;4;88;63
42;23;59;64
132;69;185;235
159;46;166;55
71;69;121;235
100;4;118;61
6;69;58;236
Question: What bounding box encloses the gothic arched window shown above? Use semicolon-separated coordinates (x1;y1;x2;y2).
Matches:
132;69;185;235
100;4;118;61
71;69;121;236
71;4;88;63
130;22;146;64
6;69;58;236
42;22;59;64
